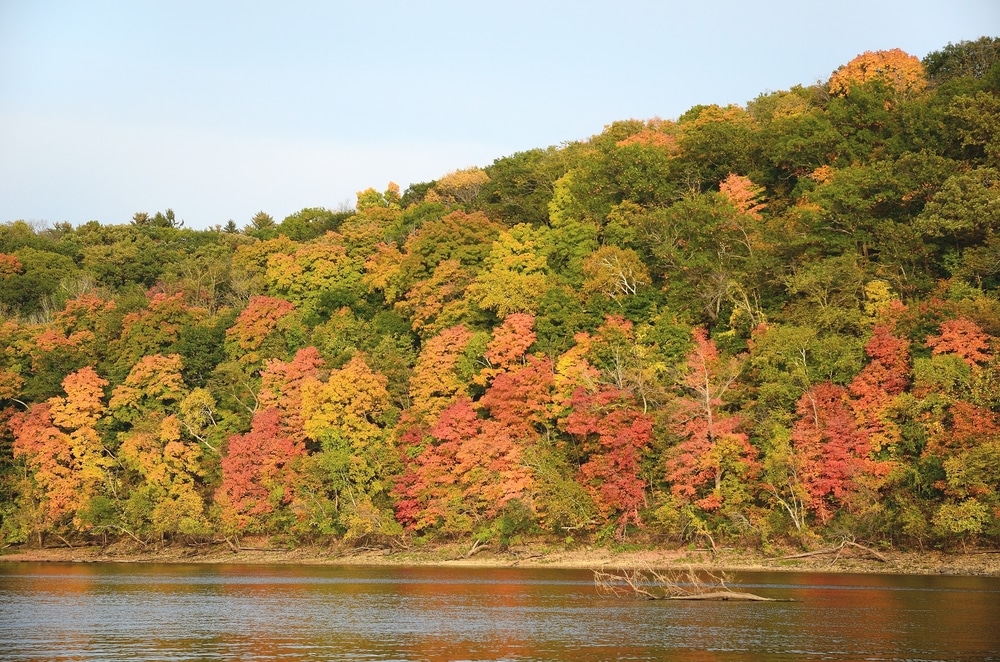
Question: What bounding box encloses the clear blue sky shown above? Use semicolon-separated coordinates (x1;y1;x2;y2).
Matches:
1;1;997;229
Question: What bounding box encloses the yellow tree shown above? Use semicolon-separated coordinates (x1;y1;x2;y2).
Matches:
426;167;490;206
468;224;550;317
581;245;650;305
828;49;927;98
265;232;363;318
109;354;208;538
301;354;400;541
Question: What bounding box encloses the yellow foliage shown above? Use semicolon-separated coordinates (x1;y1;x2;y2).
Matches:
828;48;926;97
427;167;490;206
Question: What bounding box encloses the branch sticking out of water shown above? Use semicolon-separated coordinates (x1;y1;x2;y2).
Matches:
593;565;787;602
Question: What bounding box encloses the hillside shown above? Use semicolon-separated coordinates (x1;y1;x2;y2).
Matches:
2;38;1000;556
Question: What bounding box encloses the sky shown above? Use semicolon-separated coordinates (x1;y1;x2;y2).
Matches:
1;1;997;230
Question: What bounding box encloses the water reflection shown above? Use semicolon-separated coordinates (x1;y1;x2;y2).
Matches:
1;562;998;660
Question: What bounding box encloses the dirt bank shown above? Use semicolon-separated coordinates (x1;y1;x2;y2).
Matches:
3;540;999;576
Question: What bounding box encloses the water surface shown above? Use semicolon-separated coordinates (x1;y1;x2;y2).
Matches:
1;562;998;660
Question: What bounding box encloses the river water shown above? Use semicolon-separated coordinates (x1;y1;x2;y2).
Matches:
0;562;998;661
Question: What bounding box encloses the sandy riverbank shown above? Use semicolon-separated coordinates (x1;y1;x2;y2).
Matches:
3;540;999;576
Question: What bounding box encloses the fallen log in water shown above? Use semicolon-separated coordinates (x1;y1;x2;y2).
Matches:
667;590;780;601
594;565;790;602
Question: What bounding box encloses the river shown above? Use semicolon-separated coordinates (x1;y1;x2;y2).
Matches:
1;562;998;660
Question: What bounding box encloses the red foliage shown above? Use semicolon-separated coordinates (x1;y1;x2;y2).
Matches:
479;356;554;429
563;386;652;537
0;253;22;276
791;383;882;524
259;346;325;438
849;323;910;450
664;328;757;511
395;358;555;532
217;407;307;530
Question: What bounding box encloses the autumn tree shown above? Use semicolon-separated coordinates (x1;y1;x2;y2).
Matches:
265;232;363;320
224;295;299;370
300;354;400;542
467;225;550;317
109;354;208;538
10;367;110;538
828;49;927;98
790;382;885;525
926;317;991;366
664;328;759;517
561;385;652;539
216;347;323;535
581;246;650;305
425;167;490;206
849;317;911;454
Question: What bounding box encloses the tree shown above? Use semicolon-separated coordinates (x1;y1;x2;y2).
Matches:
581;246;650;305
265;232;363;320
790;382;884;524
562;385;652;539
395;259;473;336
405;325;475;427
224;296;299;370
923;37;1000;84
109;354;208;538
217;408;307;534
111;292;205;377
849;317;911;453
916;169;1000;252
676;104;759;187
216;347;323;534
300;354;399;541
10;367;110;536
467;225;550;317
719;173;767;219
426;168;490;206
926;317;992;366
829;49;927;98
664;329;758;514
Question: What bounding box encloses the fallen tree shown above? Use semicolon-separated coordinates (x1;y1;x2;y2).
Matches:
780;539;889;565
594;565;788;601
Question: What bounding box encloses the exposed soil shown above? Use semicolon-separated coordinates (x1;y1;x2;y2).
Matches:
3;539;999;576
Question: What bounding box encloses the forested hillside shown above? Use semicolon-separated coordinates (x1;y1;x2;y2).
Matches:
3;39;1000;552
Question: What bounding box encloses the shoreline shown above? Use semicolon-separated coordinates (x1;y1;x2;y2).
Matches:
3;541;999;577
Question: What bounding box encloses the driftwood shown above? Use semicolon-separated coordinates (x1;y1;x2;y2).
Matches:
594;565;788;602
781;540;888;564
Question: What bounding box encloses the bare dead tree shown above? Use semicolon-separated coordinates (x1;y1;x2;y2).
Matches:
594;564;785;601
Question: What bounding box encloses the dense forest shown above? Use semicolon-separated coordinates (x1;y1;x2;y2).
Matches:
2;39;1000;553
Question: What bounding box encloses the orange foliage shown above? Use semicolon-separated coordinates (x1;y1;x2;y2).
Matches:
719;173;767;219
849;322;910;452
486;313;536;367
11;368;110;528
0;253;23;276
225;295;297;367
615;120;679;155
828;48;926;97
926;318;992;366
